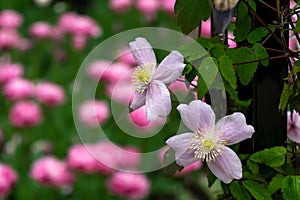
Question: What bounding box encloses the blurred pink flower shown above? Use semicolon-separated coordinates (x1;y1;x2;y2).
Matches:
228;32;237;48
9;101;42;128
30;156;74;187
0;163;18;197
91;141;121;174
135;0;160;21
3;78;34;101
102;62;131;84
0;10;23;29
71;34;87;51
201;19;211;38
118;146;141;169
58;12;101;38
106;81;134;104
67;144;105;174
109;0;132;13
34;82;65;106
0;63;24;84
78;100;110;127
87;59;111;81
0;29;20;50
166;100;254;183
161;0;176;14
118;48;137;66
106;172;150;200
129;37;185;121
287;111;300;143
29;21;53;39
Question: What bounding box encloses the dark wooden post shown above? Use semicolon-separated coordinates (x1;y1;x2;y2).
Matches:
240;0;289;152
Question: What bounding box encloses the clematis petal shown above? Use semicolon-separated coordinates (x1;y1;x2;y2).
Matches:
287;111;300;143
129;37;156;66
154;51;185;84
207;147;242;184
216;112;254;145
166;133;197;167
145;80;171;121
130;92;146;110
177;100;215;132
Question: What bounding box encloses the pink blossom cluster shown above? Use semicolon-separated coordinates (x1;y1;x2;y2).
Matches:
29;12;101;51
0;61;65;128
109;0;176;21
28;141;150;199
0;10;29;51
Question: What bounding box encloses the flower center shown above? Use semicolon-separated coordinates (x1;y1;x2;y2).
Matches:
189;130;224;162
132;64;154;94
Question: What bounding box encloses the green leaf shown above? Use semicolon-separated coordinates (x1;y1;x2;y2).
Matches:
236;1;248;20
250;146;286;168
197;57;218;99
175;0;211;34
235;13;252;42
205;165;217;187
163;148;183;177
242;180;272;200
252;43;269;66
279;83;294;112
230;181;251;200
282;176;300;200
247;27;269;44
219;55;237;89
182;64;193;75
247;160;259;175
177;42;208;62
236;47;258;85
185;66;198;87
292;60;300;74
267;174;284;195
210;43;226;59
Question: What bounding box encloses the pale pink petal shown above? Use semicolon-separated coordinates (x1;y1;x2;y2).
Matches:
177;100;215;132
129;37;156;66
207;147;242;184
287;111;300;143
166;133;197;166
130;92;146;110
216;112;254;145
145;80;171;121
154;51;185;84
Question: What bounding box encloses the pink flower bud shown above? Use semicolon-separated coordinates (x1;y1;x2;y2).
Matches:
0;63;24;84
30;156;74;187
106;172;150;200
201;19;211;38
9;101;42;128
109;0;132;13
30;22;53;39
71;34;87;51
0;10;23;29
78;100;110;127
0;163;18;197
3;78;34;101
34;82;65;106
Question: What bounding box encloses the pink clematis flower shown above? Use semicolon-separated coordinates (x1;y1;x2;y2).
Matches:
129;37;185;121
287;111;300;143
166;100;254;183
